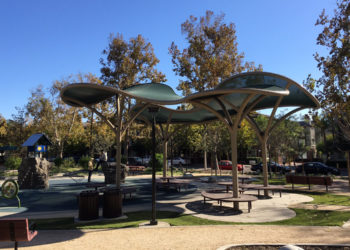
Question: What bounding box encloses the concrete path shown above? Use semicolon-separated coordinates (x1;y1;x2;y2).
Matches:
2;174;350;249
1;225;350;250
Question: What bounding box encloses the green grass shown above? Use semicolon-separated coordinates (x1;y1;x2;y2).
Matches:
29;207;350;230
49;166;86;175
286;190;350;206
261;208;350;226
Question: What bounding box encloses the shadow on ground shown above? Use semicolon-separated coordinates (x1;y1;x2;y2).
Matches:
185;200;243;216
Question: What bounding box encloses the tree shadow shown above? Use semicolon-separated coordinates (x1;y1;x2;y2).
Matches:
185;200;243;216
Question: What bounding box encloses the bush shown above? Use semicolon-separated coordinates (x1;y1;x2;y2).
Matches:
148;153;163;171
54;157;63;167
61;157;76;169
4;156;22;170
79;155;91;170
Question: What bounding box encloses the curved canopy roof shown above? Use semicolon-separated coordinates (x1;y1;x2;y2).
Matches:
60;72;320;124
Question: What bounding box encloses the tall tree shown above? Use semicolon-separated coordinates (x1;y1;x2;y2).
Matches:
26;74;97;158
304;0;350;183
0;114;7;145
170;10;262;95
169;11;262;169
99;33;166;188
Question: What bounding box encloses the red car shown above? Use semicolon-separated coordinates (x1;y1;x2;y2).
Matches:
218;160;243;171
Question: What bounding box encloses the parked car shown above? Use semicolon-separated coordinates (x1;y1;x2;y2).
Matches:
218;160;243;171
168;157;189;166
296;162;340;175
251;162;291;174
127;157;143;166
141;156;151;165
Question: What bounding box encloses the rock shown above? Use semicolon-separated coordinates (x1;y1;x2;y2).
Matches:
102;162;127;184
18;157;49;189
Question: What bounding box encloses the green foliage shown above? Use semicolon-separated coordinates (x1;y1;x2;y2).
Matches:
148;153;163;171
61;157;76;169
54;157;63;167
170;10;262;95
304;0;350;144
100;33;166;89
78;155;91;170
4;156;22;170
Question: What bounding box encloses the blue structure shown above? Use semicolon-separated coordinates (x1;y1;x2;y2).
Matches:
22;133;51;158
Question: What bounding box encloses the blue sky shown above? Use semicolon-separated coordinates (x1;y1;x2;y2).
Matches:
0;0;337;119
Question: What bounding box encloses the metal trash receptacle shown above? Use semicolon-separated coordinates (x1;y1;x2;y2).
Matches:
103;188;122;218
79;190;99;220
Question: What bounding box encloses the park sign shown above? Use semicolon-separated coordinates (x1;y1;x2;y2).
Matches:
35;145;47;152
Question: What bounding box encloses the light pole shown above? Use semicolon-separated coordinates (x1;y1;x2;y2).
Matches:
148;106;159;225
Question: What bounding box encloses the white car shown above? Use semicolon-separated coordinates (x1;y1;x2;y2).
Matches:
141;156;151;165
168;157;187;166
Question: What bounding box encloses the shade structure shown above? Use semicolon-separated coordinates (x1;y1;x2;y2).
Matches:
61;71;320;211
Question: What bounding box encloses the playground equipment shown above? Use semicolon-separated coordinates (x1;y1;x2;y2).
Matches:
1;179;21;208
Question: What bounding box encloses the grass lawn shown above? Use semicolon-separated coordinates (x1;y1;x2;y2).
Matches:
30;207;350;230
287;190;350;206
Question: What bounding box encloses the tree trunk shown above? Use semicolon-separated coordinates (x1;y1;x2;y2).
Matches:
203;150;208;170
163;140;168;177
347;151;350;186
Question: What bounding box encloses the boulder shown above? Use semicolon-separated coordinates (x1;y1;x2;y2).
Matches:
18;157;49;189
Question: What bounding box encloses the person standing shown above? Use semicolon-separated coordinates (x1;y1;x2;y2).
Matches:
95;150;108;171
87;157;94;182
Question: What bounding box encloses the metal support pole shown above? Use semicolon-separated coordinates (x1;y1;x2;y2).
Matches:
163;141;168;178
231;130;239;210
261;137;269;197
149;107;159;225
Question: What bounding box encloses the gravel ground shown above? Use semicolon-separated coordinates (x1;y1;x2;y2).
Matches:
1;225;350;250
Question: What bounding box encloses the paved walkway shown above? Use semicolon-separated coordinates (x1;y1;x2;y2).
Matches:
1;174;350;249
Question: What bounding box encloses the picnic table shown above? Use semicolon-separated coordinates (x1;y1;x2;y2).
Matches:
217;181;244;193
85;183;106;191
156;178;191;192
239;184;285;198
238;176;253;184
159;176;176;183
201;190;257;212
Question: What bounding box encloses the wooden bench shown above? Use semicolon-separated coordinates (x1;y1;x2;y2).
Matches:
0;218;38;250
286;175;333;192
201;190;257;212
121;186;137;199
240;184;285;198
127;166;145;175
156;179;191;192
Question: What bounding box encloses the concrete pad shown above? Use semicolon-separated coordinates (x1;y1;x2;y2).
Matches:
0;206;28;217
139;221;170;228
175;192;313;223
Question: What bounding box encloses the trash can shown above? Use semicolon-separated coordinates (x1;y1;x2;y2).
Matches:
103;188;122;218
79;190;99;220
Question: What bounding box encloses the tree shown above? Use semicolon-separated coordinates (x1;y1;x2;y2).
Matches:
0;114;7;145
304;0;350;183
169;11;262;170
5;107;33;150
170;10;262;95
99;33;166;187
26;74;97;158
